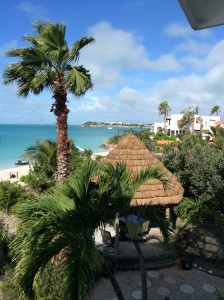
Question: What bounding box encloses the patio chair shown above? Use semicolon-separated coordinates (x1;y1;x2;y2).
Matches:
101;229;115;252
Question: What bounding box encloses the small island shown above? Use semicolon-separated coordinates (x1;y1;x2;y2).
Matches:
82;121;153;128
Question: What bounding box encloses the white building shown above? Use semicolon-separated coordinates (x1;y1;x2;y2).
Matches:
154;114;221;139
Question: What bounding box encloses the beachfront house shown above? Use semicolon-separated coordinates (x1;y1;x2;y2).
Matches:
154;114;221;140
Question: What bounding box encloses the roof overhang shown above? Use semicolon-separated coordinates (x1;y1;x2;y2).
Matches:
178;0;224;30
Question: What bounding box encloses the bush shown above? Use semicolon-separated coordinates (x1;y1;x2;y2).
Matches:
20;171;55;192
107;130;153;149
153;131;170;141
0;266;19;300
163;136;224;199
34;262;67;299
0;182;26;214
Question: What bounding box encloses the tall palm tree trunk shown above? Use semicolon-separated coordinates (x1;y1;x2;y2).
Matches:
53;74;70;181
164;114;167;132
133;240;148;300
105;265;125;300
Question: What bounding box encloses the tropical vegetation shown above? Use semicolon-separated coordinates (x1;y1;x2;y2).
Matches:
3;21;94;181
9;159;171;300
178;105;199;134
174;194;223;256
158;100;171;131
162;135;224;259
105;129;176;154
162;135;224;206
0;181;30;214
211;105;220;116
20;139;92;192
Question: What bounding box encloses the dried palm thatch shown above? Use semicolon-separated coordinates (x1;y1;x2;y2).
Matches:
102;134;184;206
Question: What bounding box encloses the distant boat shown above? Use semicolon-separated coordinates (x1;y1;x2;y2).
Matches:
107;127;113;129
15;160;29;166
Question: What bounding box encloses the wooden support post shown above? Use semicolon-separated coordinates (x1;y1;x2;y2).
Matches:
115;213;119;255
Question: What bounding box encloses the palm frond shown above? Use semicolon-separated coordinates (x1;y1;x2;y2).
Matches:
6;47;31;57
4;20;94;101
130;205;171;244
68;37;95;63
24;139;57;173
132;165;170;194
65;65;93;96
30;70;53;92
13;193;74;299
12;159;106;299
63;238;103;300
174;194;223;231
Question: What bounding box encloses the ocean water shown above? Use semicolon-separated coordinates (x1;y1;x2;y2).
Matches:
0;124;136;169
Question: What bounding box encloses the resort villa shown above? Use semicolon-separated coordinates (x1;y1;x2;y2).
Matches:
154;114;222;140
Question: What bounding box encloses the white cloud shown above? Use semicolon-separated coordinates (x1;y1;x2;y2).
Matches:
2;19;224;125
144;54;181;71
175;38;211;56
76;33;224;124
77;97;104;111
150;63;224;117
204;40;224;68
117;86;147;105
17;1;48;18
163;22;212;39
79;21;181;88
178;39;224;71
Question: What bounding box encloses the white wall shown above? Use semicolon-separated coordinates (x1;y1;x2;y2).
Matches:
154;114;220;138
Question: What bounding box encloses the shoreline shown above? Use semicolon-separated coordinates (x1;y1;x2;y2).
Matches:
0;152;110;182
0;165;30;183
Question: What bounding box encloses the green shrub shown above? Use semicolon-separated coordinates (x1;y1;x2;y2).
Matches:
20;171;55;192
0;182;26;214
0;222;10;270
154;130;175;141
1;263;69;300
34;262;67;300
0;266;19;300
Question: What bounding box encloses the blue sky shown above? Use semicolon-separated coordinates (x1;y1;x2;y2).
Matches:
1;0;224;125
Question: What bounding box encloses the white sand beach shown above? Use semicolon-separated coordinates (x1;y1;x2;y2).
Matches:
0;165;30;183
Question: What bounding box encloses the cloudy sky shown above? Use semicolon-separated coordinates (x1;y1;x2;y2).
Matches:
1;0;224;125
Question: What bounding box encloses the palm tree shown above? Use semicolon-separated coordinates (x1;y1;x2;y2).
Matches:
179;106;198;134
24;139;57;178
174;195;223;256
12;160;170;300
158;100;171;131
12;159;125;300
23;139;82;179
211;105;220;116
3;21;94;181
196;116;203;137
99;163;171;300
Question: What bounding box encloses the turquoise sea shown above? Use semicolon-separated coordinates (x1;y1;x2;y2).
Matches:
0;124;137;169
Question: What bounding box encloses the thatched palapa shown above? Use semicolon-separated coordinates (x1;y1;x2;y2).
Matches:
103;134;184;206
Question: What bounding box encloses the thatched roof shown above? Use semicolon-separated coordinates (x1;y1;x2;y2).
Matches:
102;134;184;206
